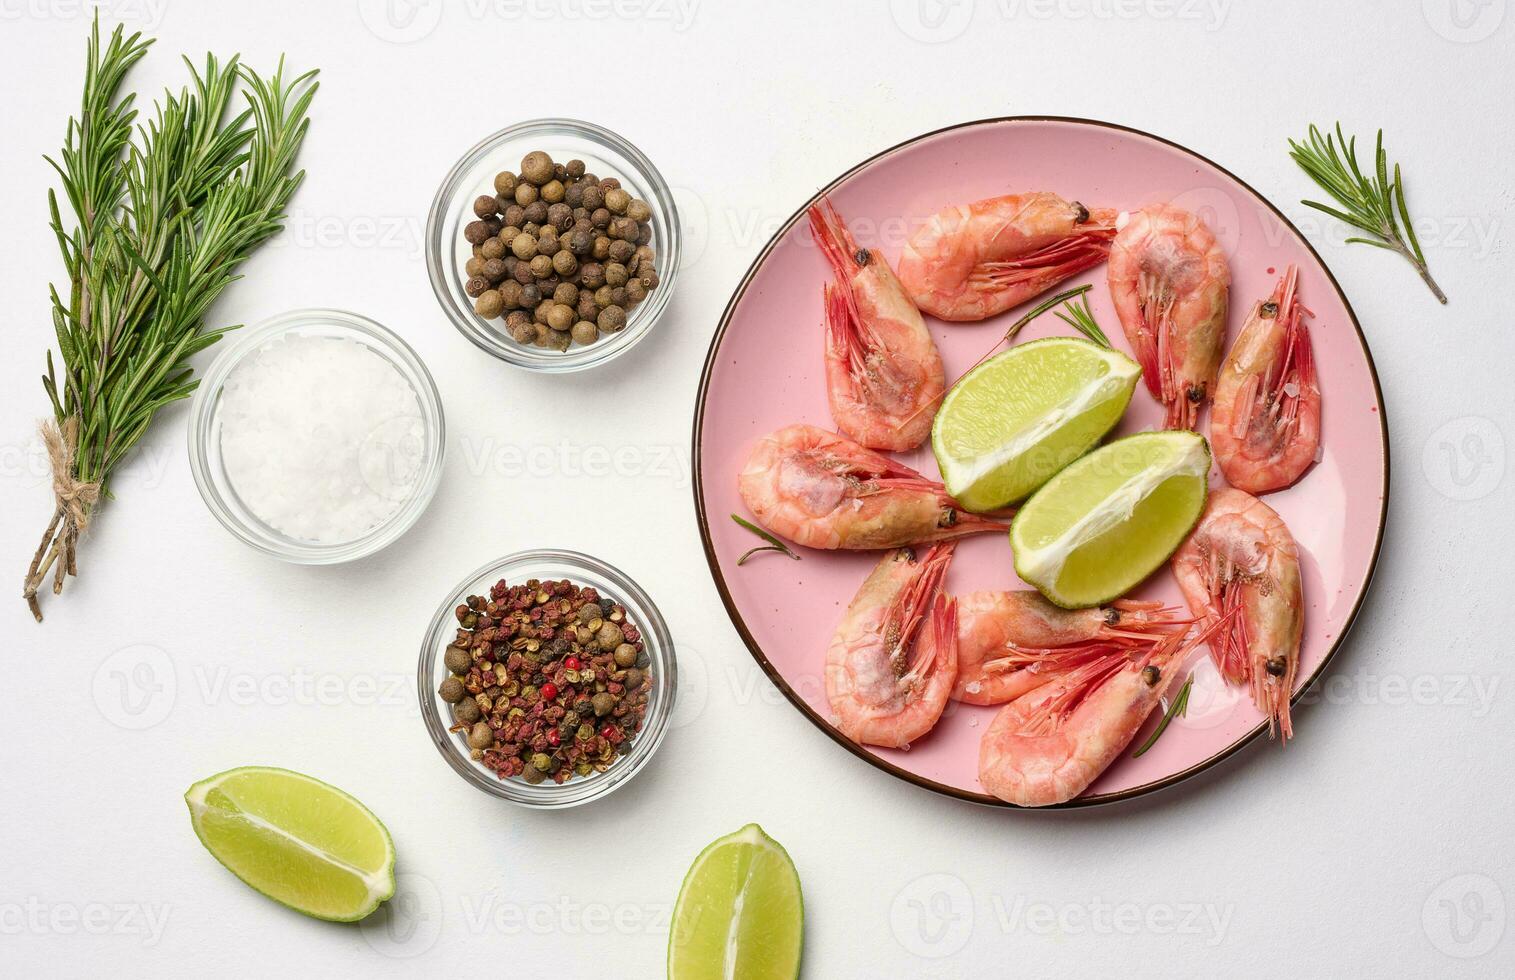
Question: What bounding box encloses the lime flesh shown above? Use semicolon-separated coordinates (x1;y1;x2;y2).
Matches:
668;824;803;980
933;337;1141;512
1012;430;1211;608
185;766;396;922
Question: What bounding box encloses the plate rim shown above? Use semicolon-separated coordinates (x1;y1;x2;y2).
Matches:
690;115;1390;809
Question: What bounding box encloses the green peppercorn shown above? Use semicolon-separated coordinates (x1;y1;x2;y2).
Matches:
530;752;554;772
571;320;598;346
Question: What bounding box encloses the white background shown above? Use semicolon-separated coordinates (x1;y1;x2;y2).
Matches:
2;1;1511;976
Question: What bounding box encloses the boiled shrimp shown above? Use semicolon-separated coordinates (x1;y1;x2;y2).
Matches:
809;200;945;451
738;424;1002;551
952;592;1191;705
977;615;1227;806
1107;205;1230;429
1172;487;1303;740
826;544;958;748
896;192;1117;322
1211;265;1321;493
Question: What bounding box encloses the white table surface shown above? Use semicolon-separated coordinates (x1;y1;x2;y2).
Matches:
3;1;1512;976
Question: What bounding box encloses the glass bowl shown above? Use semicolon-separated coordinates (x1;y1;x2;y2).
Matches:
426;117;681;372
418;550;677;808
187;308;446;564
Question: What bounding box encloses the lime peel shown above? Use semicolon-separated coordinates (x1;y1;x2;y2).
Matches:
1016;434;1210;588
185;766;396;923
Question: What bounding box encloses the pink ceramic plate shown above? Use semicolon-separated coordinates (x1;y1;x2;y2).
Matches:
693;117;1388;807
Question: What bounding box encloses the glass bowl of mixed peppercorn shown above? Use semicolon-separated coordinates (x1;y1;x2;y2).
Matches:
419;549;676;807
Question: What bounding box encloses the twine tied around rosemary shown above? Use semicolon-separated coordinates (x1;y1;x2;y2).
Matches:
23;417;101;621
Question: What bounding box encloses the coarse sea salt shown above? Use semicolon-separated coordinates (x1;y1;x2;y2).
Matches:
220;334;425;544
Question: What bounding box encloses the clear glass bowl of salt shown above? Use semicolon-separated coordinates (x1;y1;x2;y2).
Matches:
188;308;446;563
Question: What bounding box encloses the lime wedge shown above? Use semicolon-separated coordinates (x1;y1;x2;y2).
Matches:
1012;431;1210;608
185;766;396;922
668;824;803;980
933;337;1140;511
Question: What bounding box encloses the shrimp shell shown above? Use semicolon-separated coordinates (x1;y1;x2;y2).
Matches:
896;192;1117;322
1107;205;1230;429
826;545;958;748
809;200;945;451
1211;265;1321;493
952;593;1191;705
1171;487;1303;740
737;424;1003;551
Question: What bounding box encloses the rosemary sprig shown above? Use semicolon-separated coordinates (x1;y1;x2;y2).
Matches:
1288;123;1446;304
1003;284;1092;344
24;16;317;620
1053;292;1112;348
731;514;801;565
1132;674;1193;758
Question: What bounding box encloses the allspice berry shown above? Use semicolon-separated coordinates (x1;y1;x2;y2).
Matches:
510;233;538;260
473;194;498;218
541;179;565;204
468;722;494;749
604;187;631;215
493;171;517;196
571;320;598;346
514;182;539;206
439;676;466;703
475;290;504;319
598;305;627;333
521;150;554;185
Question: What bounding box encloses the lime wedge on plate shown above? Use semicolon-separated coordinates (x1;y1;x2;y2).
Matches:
185;766;396;922
1012;430;1210;608
933;337;1140;512
668;824;803;980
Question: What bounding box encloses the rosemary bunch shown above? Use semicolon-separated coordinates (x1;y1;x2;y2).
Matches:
25;17;317;620
1288;123;1446;304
